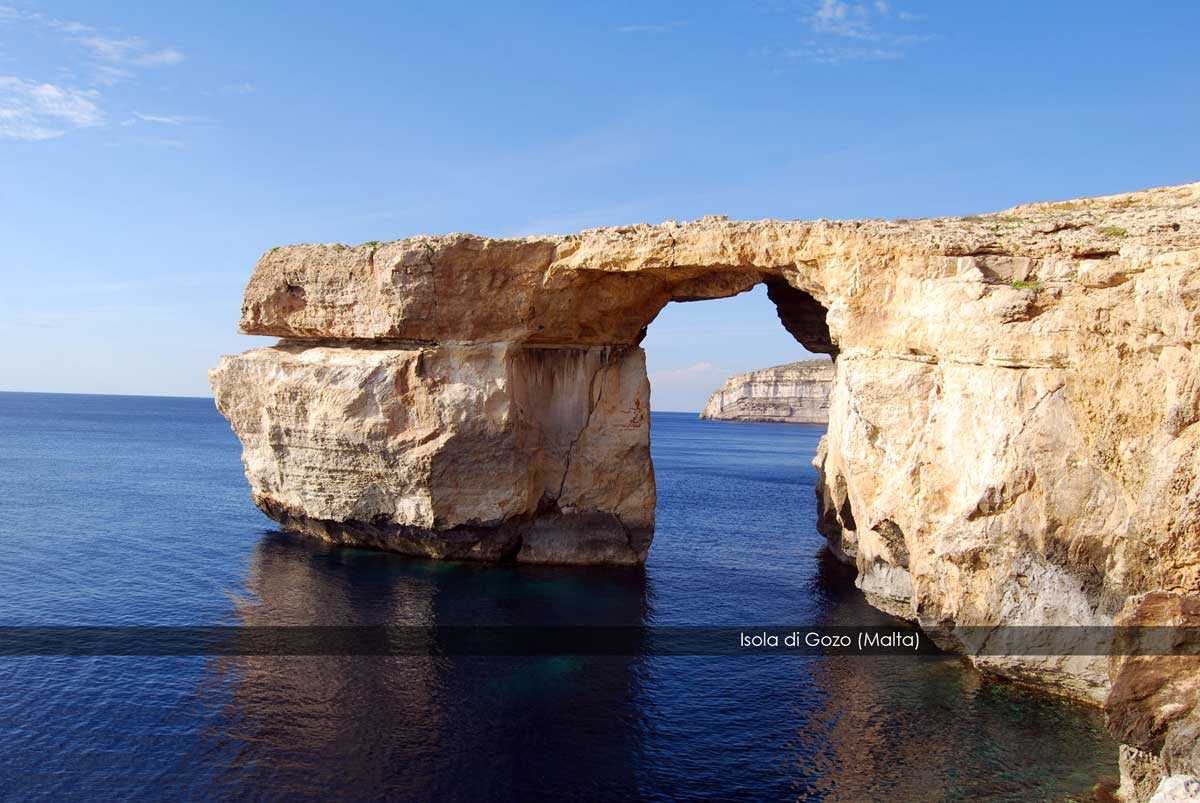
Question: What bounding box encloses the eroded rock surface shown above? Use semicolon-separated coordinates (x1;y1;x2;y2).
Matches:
213;181;1200;799
1108;593;1200;801
700;359;833;423
212;342;653;565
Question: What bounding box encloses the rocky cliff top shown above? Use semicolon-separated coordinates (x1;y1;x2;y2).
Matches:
710;359;834;388
240;181;1200;349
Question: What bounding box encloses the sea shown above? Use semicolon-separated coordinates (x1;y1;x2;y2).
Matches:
0;392;1117;801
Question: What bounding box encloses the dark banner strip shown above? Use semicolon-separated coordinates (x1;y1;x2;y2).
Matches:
0;626;1198;656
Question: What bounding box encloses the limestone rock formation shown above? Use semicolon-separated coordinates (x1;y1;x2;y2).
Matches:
700;359;833;423
211;342;653;565
213;181;1200;799
1107;592;1200;801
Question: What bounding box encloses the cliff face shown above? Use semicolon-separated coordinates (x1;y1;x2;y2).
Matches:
213;182;1200;799
211;342;653;565
700;359;833;423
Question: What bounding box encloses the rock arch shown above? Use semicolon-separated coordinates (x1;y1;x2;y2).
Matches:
217;217;846;567
213;183;1200;795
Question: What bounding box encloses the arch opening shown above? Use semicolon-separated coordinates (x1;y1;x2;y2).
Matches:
640;281;833;416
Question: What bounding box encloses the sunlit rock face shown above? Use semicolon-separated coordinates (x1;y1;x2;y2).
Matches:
700;359;833;423
213;182;1200;798
212;341;653;565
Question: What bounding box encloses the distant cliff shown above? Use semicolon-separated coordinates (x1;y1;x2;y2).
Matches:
700;359;833;423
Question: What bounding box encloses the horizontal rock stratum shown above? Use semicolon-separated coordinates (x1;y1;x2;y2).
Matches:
700;359;833;423
212;181;1200;800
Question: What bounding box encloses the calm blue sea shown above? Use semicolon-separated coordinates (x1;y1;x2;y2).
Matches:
0;392;1116;801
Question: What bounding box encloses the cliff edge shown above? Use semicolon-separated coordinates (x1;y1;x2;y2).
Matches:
700;359;833;423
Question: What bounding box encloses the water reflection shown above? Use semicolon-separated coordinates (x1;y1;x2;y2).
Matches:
796;550;1118;802
196;412;1119;802
204;532;651;801
0;395;1119;801
199;534;1118;802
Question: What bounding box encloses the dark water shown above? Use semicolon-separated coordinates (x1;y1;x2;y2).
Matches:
0;393;1117;801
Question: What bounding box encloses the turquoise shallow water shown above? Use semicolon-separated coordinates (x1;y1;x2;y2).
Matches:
0;393;1117;801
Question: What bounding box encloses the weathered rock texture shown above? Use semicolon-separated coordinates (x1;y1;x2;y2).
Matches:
213;181;1200;799
700;359;833;423
211;342;653;565
1107;592;1200;801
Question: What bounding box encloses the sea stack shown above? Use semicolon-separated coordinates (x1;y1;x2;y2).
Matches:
700;359;834;423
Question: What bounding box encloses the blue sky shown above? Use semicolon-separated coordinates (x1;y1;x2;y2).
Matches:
1;1;1197;410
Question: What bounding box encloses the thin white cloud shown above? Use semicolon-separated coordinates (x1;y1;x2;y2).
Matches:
0;10;188;140
755;0;925;66
135;47;185;66
79;36;184;68
51;19;91;34
811;0;874;38
0;9;185;78
132;111;190;125
778;43;903;64
0;75;102;140
78;36;135;61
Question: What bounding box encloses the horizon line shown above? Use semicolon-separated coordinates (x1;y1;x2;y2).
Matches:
0;389;706;413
